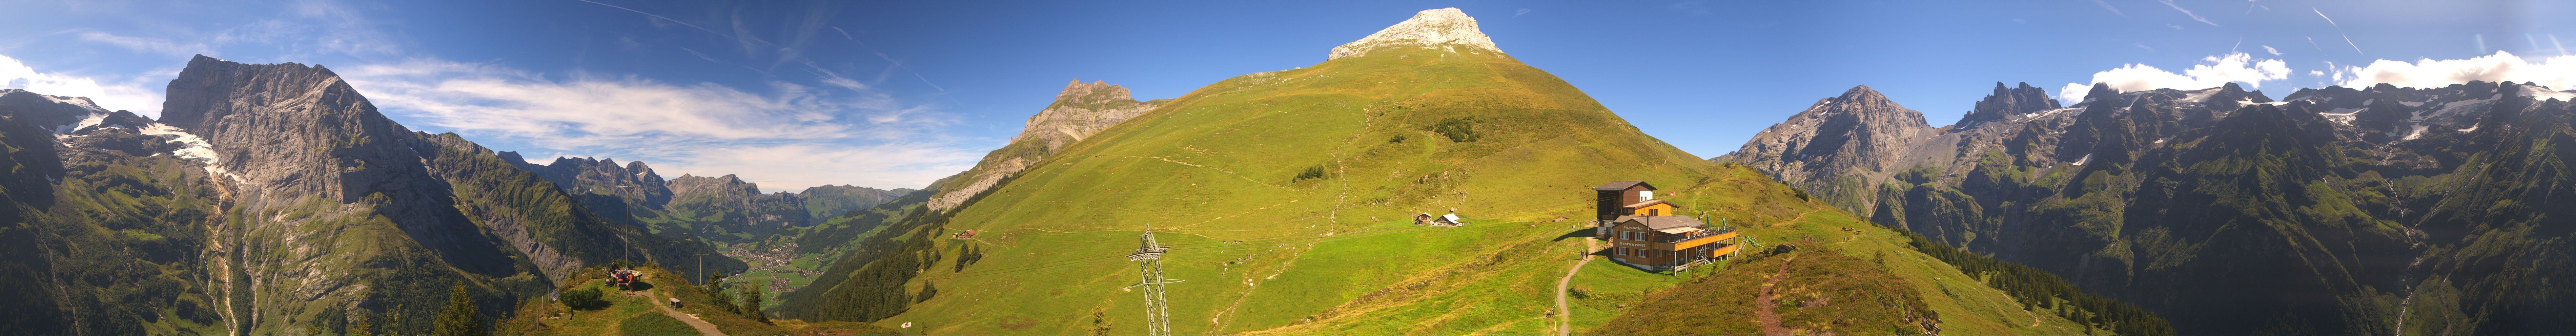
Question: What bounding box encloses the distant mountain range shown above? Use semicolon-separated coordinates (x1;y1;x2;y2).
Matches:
499;153;913;243
0;55;916;335
1720;78;2576;334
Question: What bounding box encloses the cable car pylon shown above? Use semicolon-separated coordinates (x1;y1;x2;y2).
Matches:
1125;223;1182;336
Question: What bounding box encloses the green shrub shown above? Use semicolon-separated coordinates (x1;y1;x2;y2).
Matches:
561;287;609;310
1294;165;1329;181
1428;117;1479;142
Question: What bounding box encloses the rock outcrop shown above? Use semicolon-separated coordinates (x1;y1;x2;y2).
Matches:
926;79;1163;211
1954;82;2059;127
1326;8;1502;60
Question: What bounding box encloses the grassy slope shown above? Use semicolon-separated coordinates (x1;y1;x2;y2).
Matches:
859;47;2090;335
1585;242;1932;336
500;265;902;336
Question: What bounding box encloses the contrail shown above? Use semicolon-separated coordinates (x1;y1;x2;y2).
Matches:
2314;8;2364;55
577;0;773;50
2160;0;2218;26
2554;34;2568;56
829;26;946;92
2093;0;2126;17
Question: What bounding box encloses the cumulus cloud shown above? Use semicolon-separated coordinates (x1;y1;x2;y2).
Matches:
2329;51;2576;90
341;58;979;190
0;54;165;116
2059;52;2291;103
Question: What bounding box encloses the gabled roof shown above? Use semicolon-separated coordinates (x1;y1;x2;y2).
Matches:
1622;200;1672;209
1614;215;1707;230
1592;180;1656;191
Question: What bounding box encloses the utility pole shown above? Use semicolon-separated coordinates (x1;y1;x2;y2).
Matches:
615;185;643;264
695;254;707;285
1125;224;1181;336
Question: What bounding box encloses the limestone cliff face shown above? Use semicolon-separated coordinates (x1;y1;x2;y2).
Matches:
159;55;431;206
1326;8;1502;60
1713;85;1933;211
927;79;1162;211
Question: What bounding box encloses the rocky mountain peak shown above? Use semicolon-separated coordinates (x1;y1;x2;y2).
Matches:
1715;85;1934;213
1326;8;1502;60
1054;79;1133;106
159;54;425;204
1957;82;2059;127
928;79;1165;211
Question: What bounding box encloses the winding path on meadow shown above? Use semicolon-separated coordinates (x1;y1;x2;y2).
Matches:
644;290;727;336
1555;238;1594;335
1753;256;1796;336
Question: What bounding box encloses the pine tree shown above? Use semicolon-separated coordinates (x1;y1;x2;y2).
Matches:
915;282;939;303
741;283;771;324
432;283;485;336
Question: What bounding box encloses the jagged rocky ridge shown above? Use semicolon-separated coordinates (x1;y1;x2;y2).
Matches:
0;56;741;335
502;155;911;243
1718;79;2576;334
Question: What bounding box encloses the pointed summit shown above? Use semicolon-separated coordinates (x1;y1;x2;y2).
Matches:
1327;8;1502;60
1054;79;1134;106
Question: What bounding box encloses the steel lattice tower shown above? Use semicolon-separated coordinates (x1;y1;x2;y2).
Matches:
1127;230;1179;336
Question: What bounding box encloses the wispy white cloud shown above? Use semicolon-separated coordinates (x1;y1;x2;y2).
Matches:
1514;8;1531;17
2262;45;2280;55
66;1;402;60
0;53;165;116
72;31;211;56
341;58;979;189
2329;51;2576;90
285;1;403;56
2059;52;2291;103
2158;0;2218;26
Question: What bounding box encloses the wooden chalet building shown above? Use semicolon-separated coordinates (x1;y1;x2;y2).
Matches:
1591;181;1744;271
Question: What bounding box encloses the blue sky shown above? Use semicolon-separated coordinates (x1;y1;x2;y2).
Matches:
3;1;2571;191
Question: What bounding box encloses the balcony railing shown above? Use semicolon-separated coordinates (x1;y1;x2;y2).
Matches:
1654;227;1736;243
